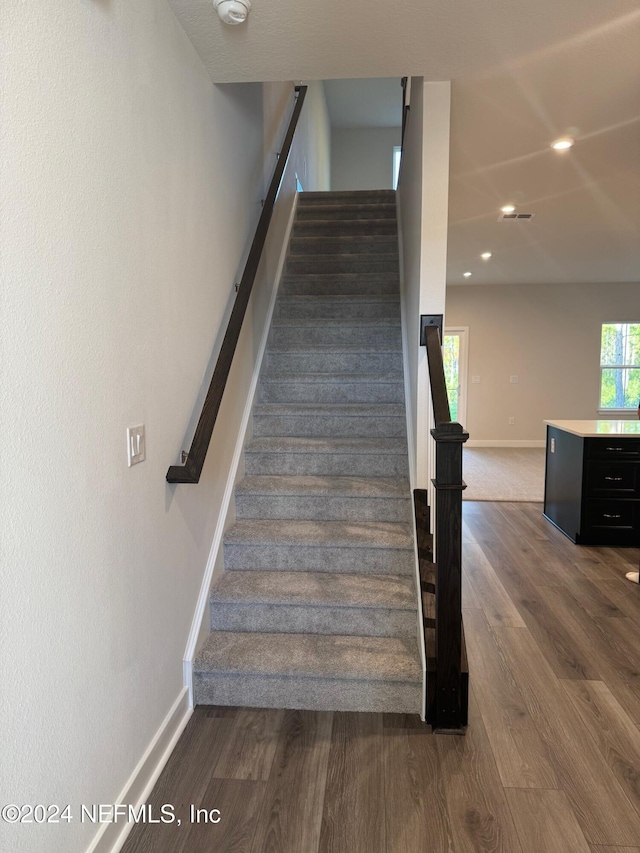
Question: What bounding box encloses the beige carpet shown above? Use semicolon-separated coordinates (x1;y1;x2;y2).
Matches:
462;447;546;501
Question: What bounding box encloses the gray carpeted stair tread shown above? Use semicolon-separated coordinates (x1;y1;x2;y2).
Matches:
269;326;402;348
208;571;417;638
266;344;402;355
290;236;398;255
252;401;407;439
286;256;399;276
290;232;398;242
276;294;399;303
235;475;409;499
270;316;400;328
281;272;399;284
254;401;405;415
210;570;416;610
287;254;398;265
244;436;410;477
296;203;397;221
245;436;408;455
293;219;397;236
265;349;402;375
225;518;413;550
266;345;401;355
259;377;404;404
275;297;400;320
300;189;396;202
281;279;399;297
235;474;411;522
261;371;403;383
194;631;421;684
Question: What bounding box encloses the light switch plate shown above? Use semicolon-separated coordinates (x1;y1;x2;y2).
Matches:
127;425;146;467
472;376;481;384
510;375;519;383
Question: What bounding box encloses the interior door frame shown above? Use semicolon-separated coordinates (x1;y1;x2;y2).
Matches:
444;326;469;427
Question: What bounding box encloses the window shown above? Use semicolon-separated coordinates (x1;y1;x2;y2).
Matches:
599;322;640;410
443;328;469;425
392;146;402;190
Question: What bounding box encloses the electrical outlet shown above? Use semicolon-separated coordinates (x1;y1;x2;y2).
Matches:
509;417;515;425
550;438;556;453
127;425;146;467
472;376;481;384
510;375;519;384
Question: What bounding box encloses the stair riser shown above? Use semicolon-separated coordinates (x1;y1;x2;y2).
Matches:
224;543;414;574
193;672;421;713
265;351;403;373
290;238;398;256
275;301;400;320
252;413;407;439
244;451;409;477
281;279;399;296
269;325;401;347
235;494;412;523
293;221;397;237
209;603;415;638
259;381;404;405
301;191;396;203
297;205;397;221
286;256;398;275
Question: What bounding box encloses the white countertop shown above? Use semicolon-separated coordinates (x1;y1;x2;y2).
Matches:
544;419;640;437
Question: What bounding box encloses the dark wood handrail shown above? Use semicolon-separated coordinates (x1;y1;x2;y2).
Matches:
423;320;451;425
401;77;409;147
167;86;308;484
422;320;469;731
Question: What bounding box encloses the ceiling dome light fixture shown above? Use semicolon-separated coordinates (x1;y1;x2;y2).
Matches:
214;0;251;25
463;271;472;277
500;204;516;214
481;251;492;260
551;137;574;151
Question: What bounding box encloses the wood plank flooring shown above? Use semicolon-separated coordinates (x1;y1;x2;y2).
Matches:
121;502;640;853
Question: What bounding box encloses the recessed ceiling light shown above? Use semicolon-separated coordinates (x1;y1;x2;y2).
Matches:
551;137;574;151
500;204;516;214
463;271;472;277
481;252;492;260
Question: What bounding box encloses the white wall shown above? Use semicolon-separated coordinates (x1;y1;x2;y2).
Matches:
331;127;401;191
0;4;329;852
397;80;451;490
446;282;640;444
300;81;331;191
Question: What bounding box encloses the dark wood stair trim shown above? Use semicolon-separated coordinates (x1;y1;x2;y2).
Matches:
413;321;470;732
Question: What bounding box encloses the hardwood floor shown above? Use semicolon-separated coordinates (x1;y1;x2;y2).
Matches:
121;502;640;853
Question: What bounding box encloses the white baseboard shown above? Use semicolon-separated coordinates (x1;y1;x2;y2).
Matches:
466;440;546;448
86;688;191;853
182;193;299;705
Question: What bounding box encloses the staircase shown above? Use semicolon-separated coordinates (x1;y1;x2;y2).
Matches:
193;190;422;714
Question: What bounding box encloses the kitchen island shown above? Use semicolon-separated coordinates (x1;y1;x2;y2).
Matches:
543;420;640;546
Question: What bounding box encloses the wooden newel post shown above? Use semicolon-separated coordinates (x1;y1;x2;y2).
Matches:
431;421;469;730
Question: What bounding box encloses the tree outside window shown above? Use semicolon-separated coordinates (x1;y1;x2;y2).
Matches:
600;323;640;409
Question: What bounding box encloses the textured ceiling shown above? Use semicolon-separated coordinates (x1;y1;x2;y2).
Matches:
168;0;640;285
168;0;639;85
